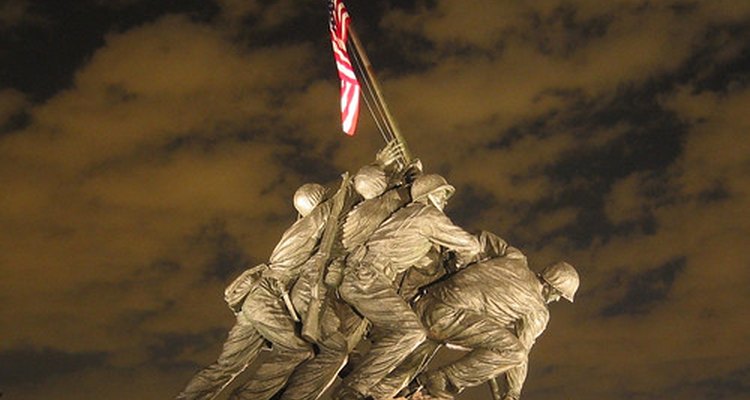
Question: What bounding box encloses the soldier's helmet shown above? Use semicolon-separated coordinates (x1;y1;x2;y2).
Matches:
293;183;326;217
540;262;580;302
411;174;455;203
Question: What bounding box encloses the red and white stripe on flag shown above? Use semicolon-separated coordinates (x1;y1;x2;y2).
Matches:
329;0;361;136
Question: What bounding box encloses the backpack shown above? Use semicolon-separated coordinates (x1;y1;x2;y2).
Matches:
224;263;268;313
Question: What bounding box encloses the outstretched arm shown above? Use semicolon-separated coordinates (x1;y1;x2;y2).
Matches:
478;230;508;259
421;208;481;266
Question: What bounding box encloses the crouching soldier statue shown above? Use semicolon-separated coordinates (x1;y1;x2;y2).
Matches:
369;247;580;400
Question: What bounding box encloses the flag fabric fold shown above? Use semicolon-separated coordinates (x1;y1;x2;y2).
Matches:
329;0;361;136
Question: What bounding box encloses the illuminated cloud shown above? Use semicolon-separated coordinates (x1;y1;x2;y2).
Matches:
1;1;749;399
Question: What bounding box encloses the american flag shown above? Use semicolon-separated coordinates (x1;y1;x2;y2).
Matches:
329;0;361;136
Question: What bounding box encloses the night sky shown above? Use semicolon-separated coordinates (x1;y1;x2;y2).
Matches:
1;1;749;399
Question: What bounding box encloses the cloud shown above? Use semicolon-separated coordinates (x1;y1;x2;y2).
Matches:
0;14;321;366
537;59;750;400
380;0;750;141
0;0;37;30
4;365;195;400
0;88;28;131
664;88;750;197
216;0;302;31
373;3;750;398
0;348;107;385
2;1;750;399
216;0;262;23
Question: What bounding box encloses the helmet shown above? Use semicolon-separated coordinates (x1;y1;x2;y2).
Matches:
293;183;326;217
411;174;455;203
540;262;579;302
354;165;387;200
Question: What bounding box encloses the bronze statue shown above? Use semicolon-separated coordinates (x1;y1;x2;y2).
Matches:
176;143;579;400
332;174;482;400
278;143;417;400
369;247;580;400
176;144;406;400
176;182;332;400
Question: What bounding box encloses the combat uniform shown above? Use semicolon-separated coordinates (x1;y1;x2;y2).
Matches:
334;201;481;399
176;201;331;400
279;185;411;400
370;250;550;400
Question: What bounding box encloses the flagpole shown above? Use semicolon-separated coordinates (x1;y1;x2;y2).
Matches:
346;26;413;163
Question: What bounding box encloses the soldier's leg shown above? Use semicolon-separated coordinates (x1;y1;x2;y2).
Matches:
367;339;441;400
334;265;427;399
280;330;348;400
229;278;315;400
176;313;265;400
280;280;351;400
366;296;456;399
420;311;525;399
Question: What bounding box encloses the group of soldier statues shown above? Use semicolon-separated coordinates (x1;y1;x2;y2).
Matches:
176;142;580;400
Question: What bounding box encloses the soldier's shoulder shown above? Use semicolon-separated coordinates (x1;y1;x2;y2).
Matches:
418;203;447;218
478;256;535;281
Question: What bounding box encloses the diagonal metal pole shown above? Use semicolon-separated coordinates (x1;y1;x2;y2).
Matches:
346;26;413;163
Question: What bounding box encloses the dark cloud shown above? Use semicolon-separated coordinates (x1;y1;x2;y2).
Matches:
693;367;750;399
1;1;750;399
449;184;498;229
601;257;686;317
0;110;30;136
0;0;39;30
191;218;252;281
0;348;107;385
147;329;227;368
0;0;219;100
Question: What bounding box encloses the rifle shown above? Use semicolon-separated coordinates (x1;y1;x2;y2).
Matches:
301;173;352;343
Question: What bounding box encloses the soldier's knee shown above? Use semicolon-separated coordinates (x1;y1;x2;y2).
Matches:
214;347;256;373
494;347;527;366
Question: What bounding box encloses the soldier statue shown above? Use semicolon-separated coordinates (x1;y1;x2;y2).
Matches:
176;145;580;400
369;244;580;400
176;143;406;400
332;174;483;400
176;182;330;400
175;1;583;397
277;143;418;400
177;142;414;400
